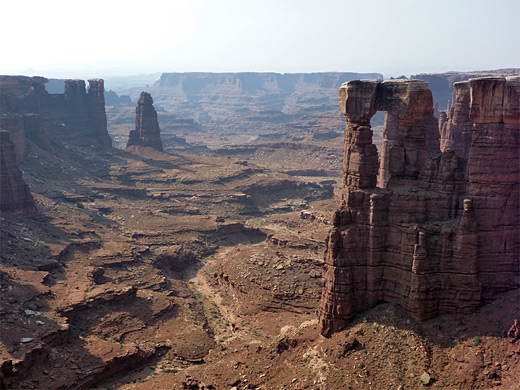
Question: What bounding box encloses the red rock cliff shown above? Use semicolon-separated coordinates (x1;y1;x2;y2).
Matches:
318;77;520;336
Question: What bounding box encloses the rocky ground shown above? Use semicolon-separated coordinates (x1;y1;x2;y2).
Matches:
0;140;335;389
1;139;519;390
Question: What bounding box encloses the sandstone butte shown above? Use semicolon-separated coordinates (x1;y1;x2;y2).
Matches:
318;76;520;336
0;76;112;214
126;91;163;150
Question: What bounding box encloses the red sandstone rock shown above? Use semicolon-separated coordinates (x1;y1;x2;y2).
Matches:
126;92;163;150
465;76;520;300
506;319;520;342
439;81;473;158
372;80;440;187
319;77;519;337
0;130;35;214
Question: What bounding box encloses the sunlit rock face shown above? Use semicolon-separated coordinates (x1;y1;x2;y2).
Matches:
126;92;163;151
318;77;520;337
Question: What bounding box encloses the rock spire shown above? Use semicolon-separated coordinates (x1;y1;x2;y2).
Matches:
126;92;163;150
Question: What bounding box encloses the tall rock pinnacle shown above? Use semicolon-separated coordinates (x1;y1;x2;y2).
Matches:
126;92;163;151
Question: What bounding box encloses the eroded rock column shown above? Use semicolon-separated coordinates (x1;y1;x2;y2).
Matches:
319;80;380;336
127;92;163;151
377;79;439;187
440;81;473;158
87;79;112;148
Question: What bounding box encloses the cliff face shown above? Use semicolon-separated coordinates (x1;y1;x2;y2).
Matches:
318;77;520;336
126;92;163;150
411;69;520;113
155;72;384;93
0;75;113;213
44;78;112;148
141;72;387;145
0;130;35;214
0;75;112;150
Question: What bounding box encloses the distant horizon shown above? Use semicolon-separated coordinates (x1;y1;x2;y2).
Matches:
2;0;518;83
2;66;518;81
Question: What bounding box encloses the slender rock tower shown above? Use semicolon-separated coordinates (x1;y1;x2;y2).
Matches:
126;92;163;150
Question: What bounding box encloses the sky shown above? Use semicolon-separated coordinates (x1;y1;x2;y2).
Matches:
1;0;519;79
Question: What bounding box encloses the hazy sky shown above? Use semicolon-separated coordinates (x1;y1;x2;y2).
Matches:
1;0;519;78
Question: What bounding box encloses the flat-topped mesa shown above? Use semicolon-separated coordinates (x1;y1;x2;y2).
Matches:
0;130;35;214
318;76;519;337
126;92;163;151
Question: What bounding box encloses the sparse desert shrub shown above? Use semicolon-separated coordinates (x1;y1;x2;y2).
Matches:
472;336;481;346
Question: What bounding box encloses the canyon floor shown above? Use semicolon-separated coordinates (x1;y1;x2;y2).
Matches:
1;139;519;390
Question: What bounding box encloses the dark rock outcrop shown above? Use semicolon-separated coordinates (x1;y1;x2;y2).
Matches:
0;75;112;150
319;77;520;336
0;130;35;214
126;92;163;150
49;78;112;148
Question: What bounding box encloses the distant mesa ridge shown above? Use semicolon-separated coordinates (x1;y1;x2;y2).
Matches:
155;72;385;93
318;76;520;336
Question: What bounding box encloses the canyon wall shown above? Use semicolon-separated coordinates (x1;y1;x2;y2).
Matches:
155;72;384;94
0;75;112;150
132;72;387;145
126;92;163;150
319;76;520;336
0;75;112;213
412;69;519;112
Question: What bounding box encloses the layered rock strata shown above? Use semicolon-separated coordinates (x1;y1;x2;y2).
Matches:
1;75;113;213
412;69;520;111
439;81;473;157
319;77;520;336
126;92;163;150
